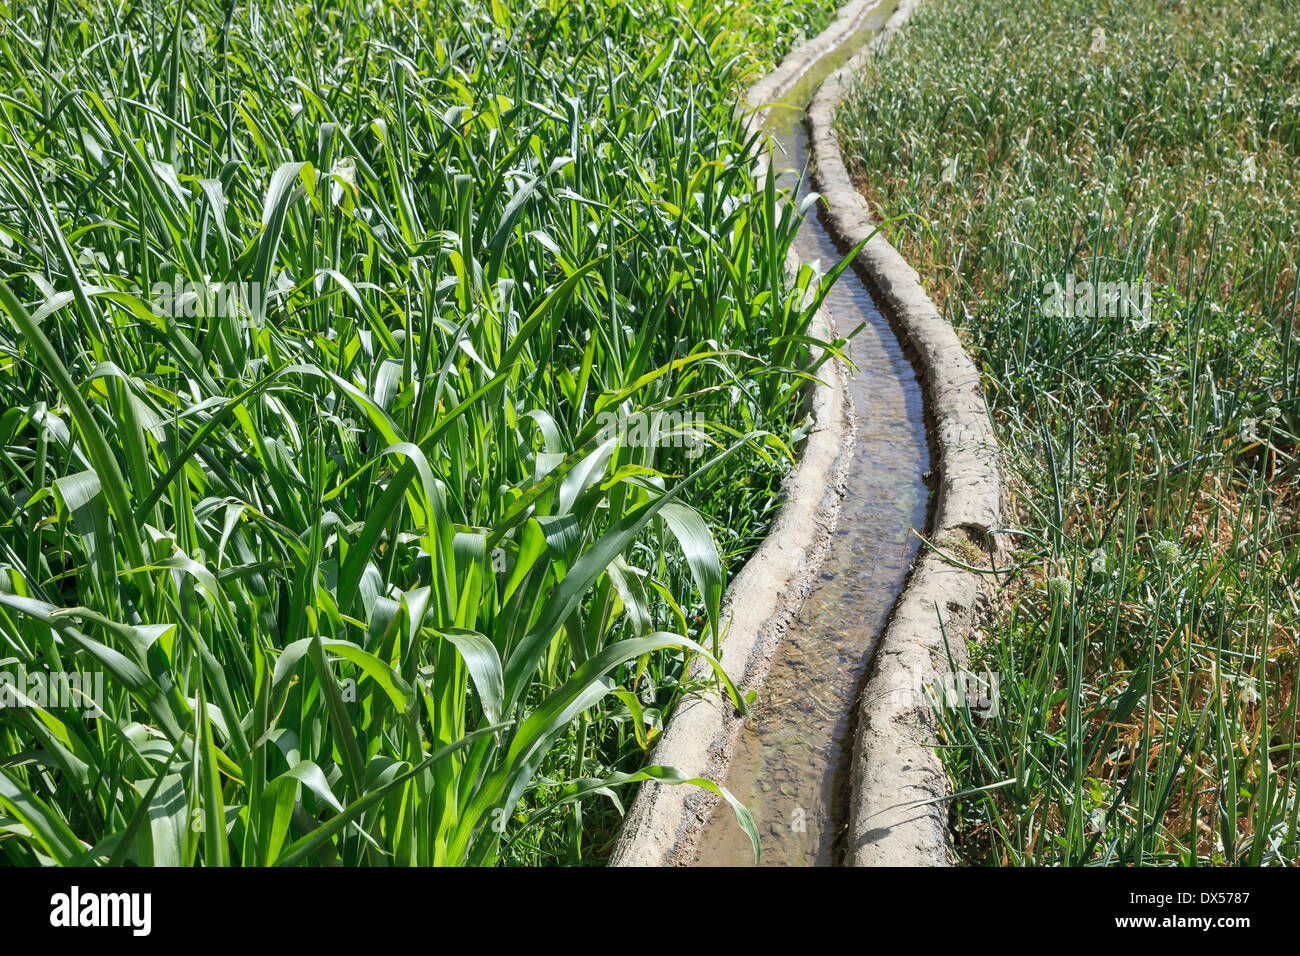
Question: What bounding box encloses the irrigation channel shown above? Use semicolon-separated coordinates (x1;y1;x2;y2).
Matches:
691;4;931;866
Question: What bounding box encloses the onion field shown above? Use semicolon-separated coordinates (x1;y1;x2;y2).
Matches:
838;0;1300;866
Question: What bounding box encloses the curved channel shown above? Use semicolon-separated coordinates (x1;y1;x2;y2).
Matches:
691;4;931;867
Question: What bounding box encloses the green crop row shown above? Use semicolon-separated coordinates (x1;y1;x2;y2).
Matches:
0;0;845;865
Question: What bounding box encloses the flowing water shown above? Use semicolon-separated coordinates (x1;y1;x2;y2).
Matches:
692;5;931;867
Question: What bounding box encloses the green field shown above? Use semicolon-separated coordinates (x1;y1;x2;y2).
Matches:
0;0;846;866
838;0;1300;864
9;0;1292;873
